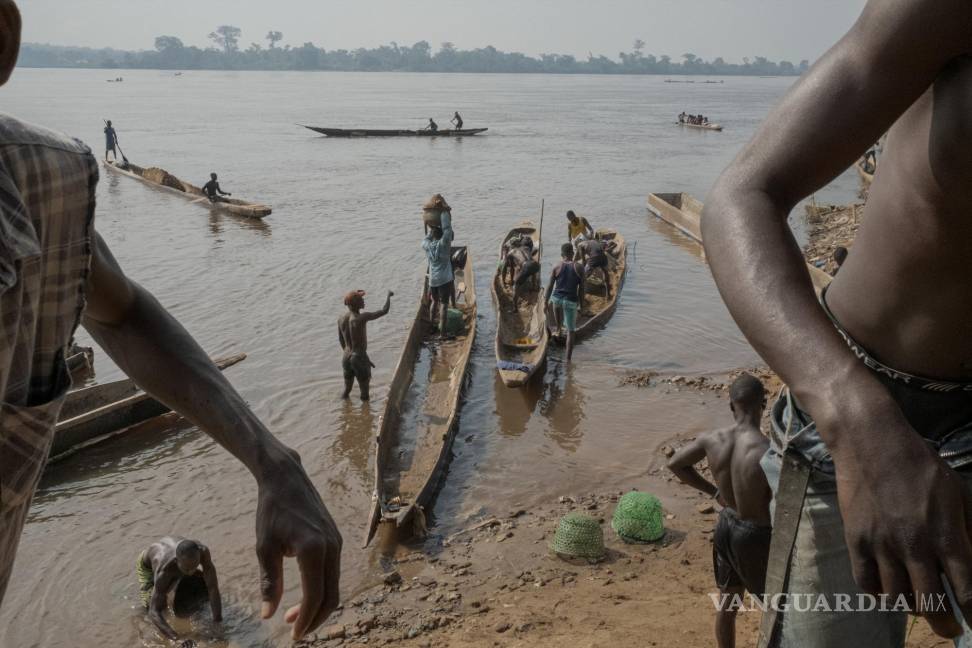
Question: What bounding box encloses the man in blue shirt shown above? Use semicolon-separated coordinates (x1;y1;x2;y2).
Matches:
422;210;453;335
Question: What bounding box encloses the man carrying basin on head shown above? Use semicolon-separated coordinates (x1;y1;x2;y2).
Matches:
0;3;341;642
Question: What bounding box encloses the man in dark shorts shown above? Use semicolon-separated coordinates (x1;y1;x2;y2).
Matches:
137;536;221;640
202;173;231;204
545;243;585;361
702;1;972;643
338;290;392;401
576;236;612;299
422;211;454;335
667;373;771;648
503;237;540;311
104;120;118;161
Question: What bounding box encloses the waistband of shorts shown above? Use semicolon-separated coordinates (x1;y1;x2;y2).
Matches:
820;285;972;393
720;506;771;531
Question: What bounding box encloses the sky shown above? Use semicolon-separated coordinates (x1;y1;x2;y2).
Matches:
21;0;867;63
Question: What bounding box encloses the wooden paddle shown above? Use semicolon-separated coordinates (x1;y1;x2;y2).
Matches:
537;199;545;263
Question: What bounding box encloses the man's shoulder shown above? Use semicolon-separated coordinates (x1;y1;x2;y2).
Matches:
0;113;93;158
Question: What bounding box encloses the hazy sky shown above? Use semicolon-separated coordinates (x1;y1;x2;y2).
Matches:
22;0;867;62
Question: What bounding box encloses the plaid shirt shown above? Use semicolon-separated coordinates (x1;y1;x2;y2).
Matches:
0;114;96;604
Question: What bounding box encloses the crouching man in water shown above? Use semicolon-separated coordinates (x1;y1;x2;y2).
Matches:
137;537;221;640
338;290;392;401
667;373;771;648
703;0;972;644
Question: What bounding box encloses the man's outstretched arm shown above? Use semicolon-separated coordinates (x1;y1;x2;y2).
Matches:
362;291;393;322
82;232;341;640
667;439;717;498
701;0;972;637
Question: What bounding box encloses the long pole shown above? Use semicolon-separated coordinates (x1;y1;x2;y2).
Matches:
537;199;545;263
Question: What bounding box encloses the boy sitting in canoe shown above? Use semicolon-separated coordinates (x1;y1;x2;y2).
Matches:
667;373;772;648
338;290;393;401
545;243;585;362
202;173;231;204
137;536;221;640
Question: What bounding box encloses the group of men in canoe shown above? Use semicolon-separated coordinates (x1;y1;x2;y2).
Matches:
423;112;465;132
678;112;712;126
8;1;972;647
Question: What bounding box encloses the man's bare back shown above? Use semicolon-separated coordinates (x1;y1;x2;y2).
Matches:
694;425;771;525
338;291;392;401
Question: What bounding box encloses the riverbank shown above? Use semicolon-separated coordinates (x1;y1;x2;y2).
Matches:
803;201;864;275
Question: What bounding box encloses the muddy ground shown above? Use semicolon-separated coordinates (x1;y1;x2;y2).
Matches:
803;201;864;275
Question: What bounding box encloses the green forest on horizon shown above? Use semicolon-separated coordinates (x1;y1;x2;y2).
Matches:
20;28;809;76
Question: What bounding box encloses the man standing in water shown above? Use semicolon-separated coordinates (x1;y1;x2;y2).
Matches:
338;290;392;401
668;373;771;648
703;0;972;644
104;120;118;161
545;243;584;362
202;172;231;204
137;537;221;640
0;3;341;641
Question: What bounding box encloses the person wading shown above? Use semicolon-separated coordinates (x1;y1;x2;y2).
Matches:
0;3;341;641
668;374;772;648
137;537;221;640
338;289;392;401
545;243;585;362
703;0;972;644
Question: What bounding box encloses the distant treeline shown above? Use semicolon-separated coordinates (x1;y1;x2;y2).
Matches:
20;30;810;76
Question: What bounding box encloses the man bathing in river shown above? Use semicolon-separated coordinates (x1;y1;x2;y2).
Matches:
338;290;392;401
502;235;540;311
0;3;341;641
138;537;221;640
545;243;585;362
668;374;771;648
703;0;972;644
202;172;231;204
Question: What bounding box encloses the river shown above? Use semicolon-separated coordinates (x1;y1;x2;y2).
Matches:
0;69;859;647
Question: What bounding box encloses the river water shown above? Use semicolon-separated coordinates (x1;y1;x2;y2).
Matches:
0;69;858;647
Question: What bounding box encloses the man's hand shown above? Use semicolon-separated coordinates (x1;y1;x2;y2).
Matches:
256;447;342;641
148;609;179;640
829;407;972;638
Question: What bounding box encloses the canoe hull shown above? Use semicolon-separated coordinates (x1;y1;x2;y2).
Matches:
366;248;477;546
677;122;723;132
102;161;272;218
303;125;488;138
492;223;549;388
647;192;832;294
568;229;627;340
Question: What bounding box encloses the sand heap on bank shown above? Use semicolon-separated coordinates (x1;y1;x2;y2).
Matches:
803;201;864;274
142;167;186;192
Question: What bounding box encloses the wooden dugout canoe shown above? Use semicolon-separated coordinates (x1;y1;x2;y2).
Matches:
492;223;549;387
102;160;272;218
678;121;723;132
571;229;628;339
365;247;477;546
49;353;247;461
646;192;832;294
302;125;488;138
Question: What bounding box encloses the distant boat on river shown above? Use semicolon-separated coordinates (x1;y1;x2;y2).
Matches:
301;125;488;138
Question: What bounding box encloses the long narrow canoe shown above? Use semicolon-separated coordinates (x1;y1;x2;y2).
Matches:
50;353;247;461
647;192;832;294
302;125;488;138
678;121;723;132
492;223;549;387
572;229;628;338
365;247;476;546
102;161;272;218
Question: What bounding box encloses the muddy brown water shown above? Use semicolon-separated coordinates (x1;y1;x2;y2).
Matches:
0;69;858;647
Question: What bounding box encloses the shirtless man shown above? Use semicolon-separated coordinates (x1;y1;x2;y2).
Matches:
702;1;972;644
338;290;392;401
202;173;231;204
137;537;221;640
502;237;540;311
576;237;612;300
668;374;771;648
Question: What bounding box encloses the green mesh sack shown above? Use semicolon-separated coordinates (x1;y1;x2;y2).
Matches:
549;513;605;560
612;492;665;543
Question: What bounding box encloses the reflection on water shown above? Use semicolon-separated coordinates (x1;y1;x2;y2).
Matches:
493;369;543;438
539;358;586;453
333;400;376;484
